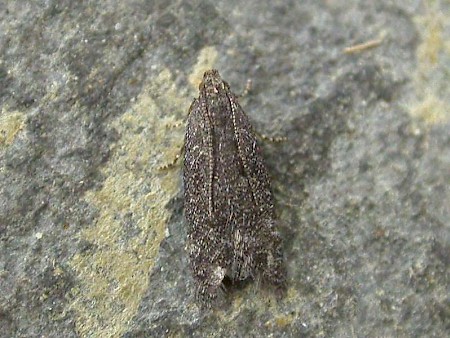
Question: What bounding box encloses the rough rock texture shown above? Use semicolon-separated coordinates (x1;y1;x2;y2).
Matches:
0;1;448;337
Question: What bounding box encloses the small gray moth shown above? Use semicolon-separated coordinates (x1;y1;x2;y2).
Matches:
183;69;285;305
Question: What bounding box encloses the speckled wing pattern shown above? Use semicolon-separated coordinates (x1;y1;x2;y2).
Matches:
183;69;285;304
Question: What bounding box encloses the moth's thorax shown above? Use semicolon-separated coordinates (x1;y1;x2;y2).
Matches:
200;69;230;94
200;77;233;128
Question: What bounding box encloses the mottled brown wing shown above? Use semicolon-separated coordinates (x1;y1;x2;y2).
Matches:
227;92;275;218
183;98;211;233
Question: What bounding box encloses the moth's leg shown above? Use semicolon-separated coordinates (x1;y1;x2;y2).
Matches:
237;78;252;98
233;78;286;143
255;130;287;143
160;97;200;170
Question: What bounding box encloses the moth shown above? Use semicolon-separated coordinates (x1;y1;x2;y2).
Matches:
183;69;285;304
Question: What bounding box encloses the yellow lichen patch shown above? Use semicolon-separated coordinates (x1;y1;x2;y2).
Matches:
214;284;292;331
188;46;218;88
68;68;188;338
410;93;447;125
264;312;295;330
411;4;449;125
0;110;26;146
416;8;444;68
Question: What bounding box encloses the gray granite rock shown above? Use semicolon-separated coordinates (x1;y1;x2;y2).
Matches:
1;1;448;337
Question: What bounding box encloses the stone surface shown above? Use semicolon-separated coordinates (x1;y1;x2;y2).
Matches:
0;1;449;337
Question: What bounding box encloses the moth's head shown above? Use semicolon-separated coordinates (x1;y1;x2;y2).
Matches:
200;69;230;96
